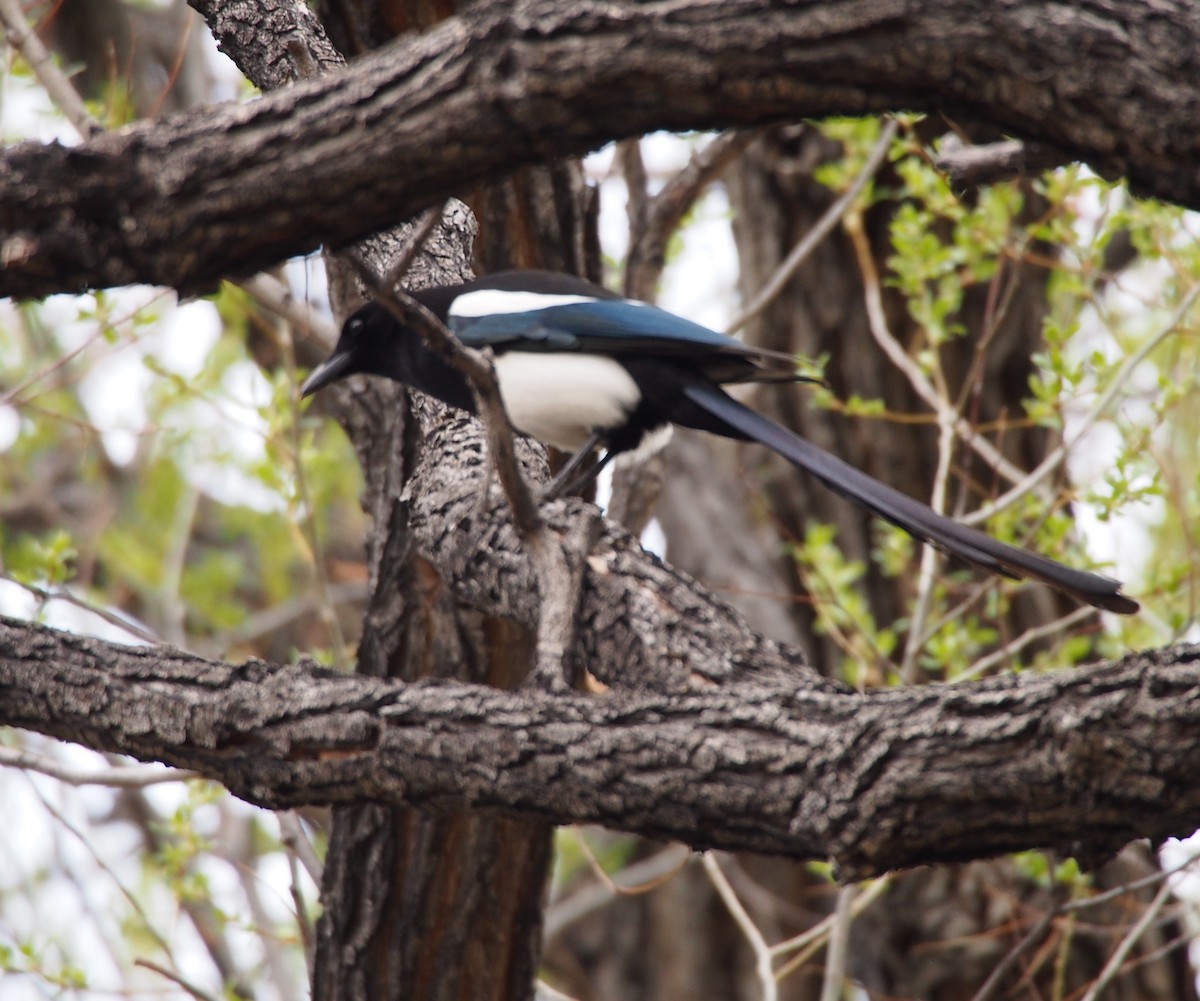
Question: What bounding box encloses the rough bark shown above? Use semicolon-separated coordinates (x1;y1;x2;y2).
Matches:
7;0;1200;298
311;381;557;1001
3;615;1199;880
192;0;347;88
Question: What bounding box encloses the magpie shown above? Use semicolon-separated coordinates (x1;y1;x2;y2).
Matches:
301;270;1138;614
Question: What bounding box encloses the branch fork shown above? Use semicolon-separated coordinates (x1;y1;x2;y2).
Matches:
345;247;603;690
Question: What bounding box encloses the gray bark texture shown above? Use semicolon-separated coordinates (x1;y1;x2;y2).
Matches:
5;0;1200;297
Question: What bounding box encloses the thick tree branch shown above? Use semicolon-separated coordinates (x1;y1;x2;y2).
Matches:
6;0;1200;298
188;0;345;90
1;615;1196;879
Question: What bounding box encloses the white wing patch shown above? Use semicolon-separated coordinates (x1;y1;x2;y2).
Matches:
492;353;641;452
449;289;595;319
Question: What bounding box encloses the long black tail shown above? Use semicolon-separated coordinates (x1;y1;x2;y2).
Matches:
682;382;1138;614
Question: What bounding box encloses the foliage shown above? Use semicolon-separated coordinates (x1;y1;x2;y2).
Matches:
0;276;354;996
788;117;1200;684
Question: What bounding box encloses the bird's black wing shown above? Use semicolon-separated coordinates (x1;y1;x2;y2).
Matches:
678;379;1138;614
450;299;800;383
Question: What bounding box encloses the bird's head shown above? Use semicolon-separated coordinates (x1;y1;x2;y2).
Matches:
301;303;409;398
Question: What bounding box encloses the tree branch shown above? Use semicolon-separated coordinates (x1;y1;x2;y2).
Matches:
7;0;1200;298
933;137;1066;190
0;0;101;138
188;0;345;91
1;615;1197;880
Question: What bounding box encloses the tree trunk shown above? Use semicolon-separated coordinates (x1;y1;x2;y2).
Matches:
308;5;599;999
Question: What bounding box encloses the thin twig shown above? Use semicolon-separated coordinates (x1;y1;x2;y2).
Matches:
544;843;693;940
954;251;1025;414
281;314;349;668
613;133;754;521
32;782;174;958
159;484;201;646
650;131;754;231
1052;909;1076;1001
967;905;1058;1001
0;0;101;138
846;212;1035;493
902;381;957;682
619;140;650;286
1105;928;1196;983
135;958;224;1001
957;605;1094;680
624;131;755;300
288;847;315;971
794;554;894;680
819;885;856;1001
573;830;690;897
0;288;174;409
118;789;256;995
966;280;1200;526
0;572;162;645
726;118;898;335
234;857;305;1000
1078;878;1175;1001
342;250;544;535
278;809;324;885
0;744;198;786
1062;845;1200;914
145;9;196;120
240;272;338;347
202;582;368;659
771;877;891;981
704;853;777;1001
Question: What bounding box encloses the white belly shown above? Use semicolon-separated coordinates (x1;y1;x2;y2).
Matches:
493;352;642;452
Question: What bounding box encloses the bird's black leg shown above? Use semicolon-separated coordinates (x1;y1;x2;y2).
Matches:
543;430;607;499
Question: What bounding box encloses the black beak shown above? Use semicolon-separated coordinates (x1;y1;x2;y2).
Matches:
301;351;353;398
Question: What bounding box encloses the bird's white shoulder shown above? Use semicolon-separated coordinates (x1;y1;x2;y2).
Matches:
448;289;597;319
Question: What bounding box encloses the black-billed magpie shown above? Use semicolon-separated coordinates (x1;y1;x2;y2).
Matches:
302;270;1138;614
